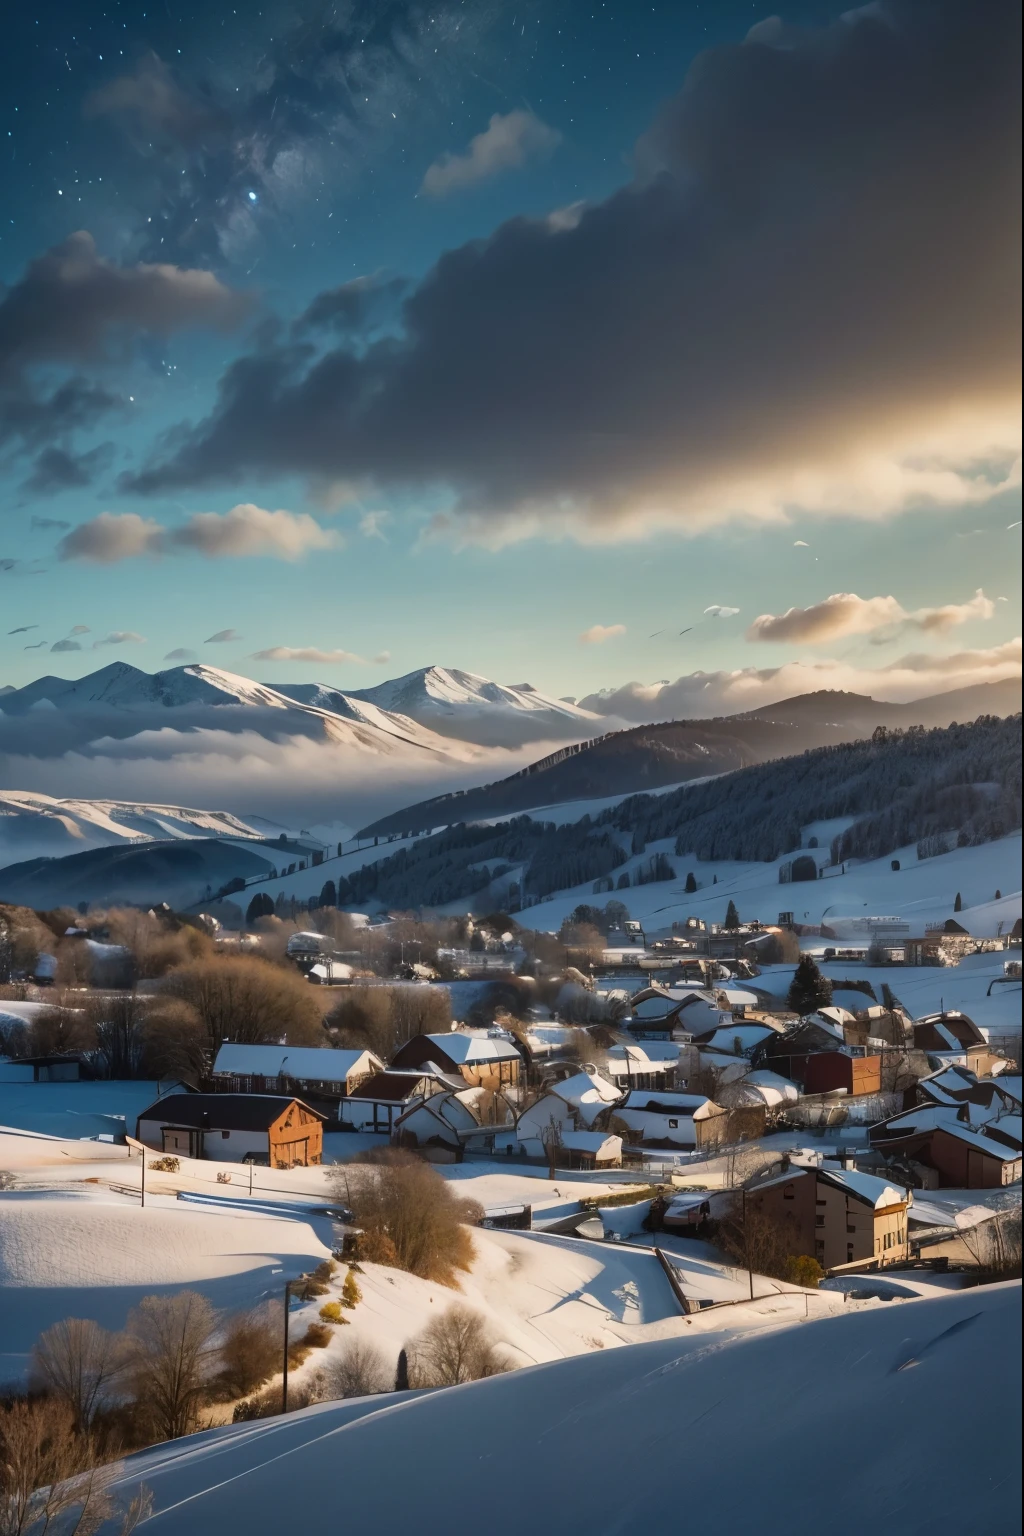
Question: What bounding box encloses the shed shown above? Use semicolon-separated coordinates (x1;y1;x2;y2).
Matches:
135;1092;323;1168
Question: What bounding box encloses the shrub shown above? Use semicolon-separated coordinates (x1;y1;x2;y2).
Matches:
340;1273;362;1310
218;1306;279;1399
783;1254;823;1288
148;1156;180;1173
407;1305;511;1387
333;1151;481;1286
319;1301;345;1324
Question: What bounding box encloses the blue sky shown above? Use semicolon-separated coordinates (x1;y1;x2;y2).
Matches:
1;0;1020;706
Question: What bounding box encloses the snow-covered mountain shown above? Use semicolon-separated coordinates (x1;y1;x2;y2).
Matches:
0;661;477;758
0;791;276;869
339;666;602;746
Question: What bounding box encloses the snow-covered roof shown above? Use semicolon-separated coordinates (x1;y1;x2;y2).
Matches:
695;1024;778;1054
818;1167;910;1210
559;1131;622;1154
620;1090;712;1114
605;1040;680;1070
417;1031;521;1064
212;1043;379;1083
547;1070;621;1124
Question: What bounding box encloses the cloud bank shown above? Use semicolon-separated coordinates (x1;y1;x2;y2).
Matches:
580;624;626;645
579;641;1022;722
123;1;1021;543
747;589;995;644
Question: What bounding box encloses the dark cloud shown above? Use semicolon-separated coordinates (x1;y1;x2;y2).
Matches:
0;377;121;464
295;274;408;337
54;506;335;563
0;231;250;379
30;516;72;532
50;638;83;653
125;1;1020;539
22;443;115;495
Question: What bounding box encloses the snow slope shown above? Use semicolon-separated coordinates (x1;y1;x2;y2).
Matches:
345;665;603;746
107;1282;1021;1536
0;790;273;868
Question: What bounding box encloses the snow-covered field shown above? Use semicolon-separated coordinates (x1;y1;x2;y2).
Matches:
512;829;1022;941
104;1280;1021;1536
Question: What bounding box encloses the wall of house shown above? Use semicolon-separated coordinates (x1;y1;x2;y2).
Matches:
803;1054;883;1096
926;1129;1017;1188
516;1096;575;1142
200;1128;270;1162
614;1108;697;1148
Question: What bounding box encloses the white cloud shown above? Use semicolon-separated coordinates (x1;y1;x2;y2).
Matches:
205;629;241;643
250;646;366;665
748;588;996;644
50;638;82;652
421;110;561;197
163;647;197;661
704;605;740;619
56;511;164;563
57;505;338;564
93;631;146;647
173;504;338;560
579;623;627;645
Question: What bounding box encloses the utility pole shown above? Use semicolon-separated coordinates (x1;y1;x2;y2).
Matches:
281;1278;294;1414
742;1187;753;1300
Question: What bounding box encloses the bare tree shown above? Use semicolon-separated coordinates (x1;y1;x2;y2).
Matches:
123;1292;216;1442
407;1305;510;1387
164;956;325;1051
0;1397;150;1536
540;1114;564;1180
32;1319;124;1432
330;1152;481;1285
314;1340;392;1401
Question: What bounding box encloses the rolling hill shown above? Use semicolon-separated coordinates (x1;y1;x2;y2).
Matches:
358;681;1022;838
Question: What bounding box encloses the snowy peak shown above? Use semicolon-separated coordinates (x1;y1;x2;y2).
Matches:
346;666;602;746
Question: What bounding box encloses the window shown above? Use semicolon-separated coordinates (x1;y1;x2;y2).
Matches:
668;1119;678;1129
815;1198;826;1207
221;1130;230;1139
783;1184;795;1200
847;1244;854;1262
846;1224;856;1234
815;1215;825;1227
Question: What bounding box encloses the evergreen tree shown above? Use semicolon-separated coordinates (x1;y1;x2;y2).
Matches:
685;871;697;894
787;955;833;1015
723;899;740;930
245;892;274;925
319;880;337;908
395;1348;410;1392
953;891;962;912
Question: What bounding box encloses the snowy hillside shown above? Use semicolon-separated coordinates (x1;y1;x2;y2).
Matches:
344;665;603;746
105;1282;1021;1536
0;790;274;868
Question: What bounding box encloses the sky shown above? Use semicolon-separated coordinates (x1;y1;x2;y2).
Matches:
0;0;1020;714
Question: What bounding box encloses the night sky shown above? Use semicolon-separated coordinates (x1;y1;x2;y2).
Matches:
1;0;1020;708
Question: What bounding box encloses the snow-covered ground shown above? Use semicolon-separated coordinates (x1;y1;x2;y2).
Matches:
104;1281;1021;1536
512;829;1021;941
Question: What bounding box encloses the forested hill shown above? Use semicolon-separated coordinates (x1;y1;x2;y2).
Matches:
356;680;1022;839
337;715;1021;912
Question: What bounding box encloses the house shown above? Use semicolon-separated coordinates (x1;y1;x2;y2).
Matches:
554;1131;623;1169
749;1164;911;1270
869;1099;1023;1187
390;1029;522;1091
210;1043;383;1107
596;1034;680;1092
716;1070;800;1110
135;1092;323;1168
802;1052;883;1097
393;1090;486;1159
911;1012;1006;1076
626;985;760;1041
0;1054;84;1083
604;1090;728;1150
340;1070;455;1133
903;1063;1018;1115
752;1015;875;1087
515;1068;622;1158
